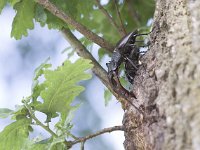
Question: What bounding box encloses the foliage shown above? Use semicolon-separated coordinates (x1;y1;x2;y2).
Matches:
0;119;32;150
0;0;154;47
0;108;13;118
104;89;112;106
0;58;93;150
11;0;35;39
36;58;92;121
0;0;155;149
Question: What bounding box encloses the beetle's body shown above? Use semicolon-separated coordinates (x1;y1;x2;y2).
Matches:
106;30;147;99
124;45;140;83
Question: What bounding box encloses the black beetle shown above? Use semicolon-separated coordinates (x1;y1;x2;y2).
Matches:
106;30;149;98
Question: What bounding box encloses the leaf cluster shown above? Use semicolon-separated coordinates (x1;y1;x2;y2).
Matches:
0;0;154;47
0;58;93;150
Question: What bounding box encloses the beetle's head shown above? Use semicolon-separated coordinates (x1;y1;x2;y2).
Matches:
116;30;138;49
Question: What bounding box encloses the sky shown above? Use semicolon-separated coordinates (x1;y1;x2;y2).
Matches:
0;6;125;150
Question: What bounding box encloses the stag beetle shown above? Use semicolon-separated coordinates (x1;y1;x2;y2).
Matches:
106;30;149;99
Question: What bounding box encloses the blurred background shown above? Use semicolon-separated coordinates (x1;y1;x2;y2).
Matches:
0;0;155;149
0;6;125;150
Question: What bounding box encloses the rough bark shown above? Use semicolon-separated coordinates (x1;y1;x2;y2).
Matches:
123;0;200;149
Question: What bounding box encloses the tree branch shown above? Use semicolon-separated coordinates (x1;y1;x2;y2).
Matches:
36;0;135;108
61;28;131;108
95;0;125;37
36;0;114;52
61;28;110;89
114;0;127;35
70;125;124;145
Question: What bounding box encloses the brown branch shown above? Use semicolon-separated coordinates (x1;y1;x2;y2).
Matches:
70;125;124;145
114;0;127;35
36;0;114;52
95;0;125;37
61;28;110;89
61;28;132;109
36;0;135;108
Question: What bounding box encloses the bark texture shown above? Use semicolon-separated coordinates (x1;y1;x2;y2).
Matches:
123;0;200;149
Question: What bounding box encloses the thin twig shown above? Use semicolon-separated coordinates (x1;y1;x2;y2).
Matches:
24;100;73;148
71;126;124;145
114;0;127;35
95;0;125;37
67;131;79;140
36;0;114;52
23;100;57;137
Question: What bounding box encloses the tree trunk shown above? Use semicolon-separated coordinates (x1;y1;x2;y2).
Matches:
123;0;200;149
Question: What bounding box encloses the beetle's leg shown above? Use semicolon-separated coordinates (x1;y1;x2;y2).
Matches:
108;65;131;96
135;33;149;37
113;70;137;99
124;70;134;83
139;50;147;53
124;56;138;70
135;40;144;43
129;43;150;48
107;72;115;86
129;44;137;46
134;32;151;47
106;62;117;87
134;30;152;37
124;59;140;83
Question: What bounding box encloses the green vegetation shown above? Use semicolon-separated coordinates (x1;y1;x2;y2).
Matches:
0;0;155;149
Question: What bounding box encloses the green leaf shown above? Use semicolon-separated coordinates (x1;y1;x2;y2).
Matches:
0;0;7;13
45;11;67;29
26;143;47;150
61;47;76;59
8;0;21;6
61;47;72;54
56;104;80;136
49;136;66;150
24;137;67;150
33;57;51;82
0;0;20;13
79;37;93;52
36;58;93;120
32;58;51;102
34;0;74;29
0;119;31;150
35;4;47;27
98;48;107;62
104;89;112;106
0;108;14;118
28;144;49;150
11;104;30;120
23;138;50;150
11;0;36;39
119;76;129;89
